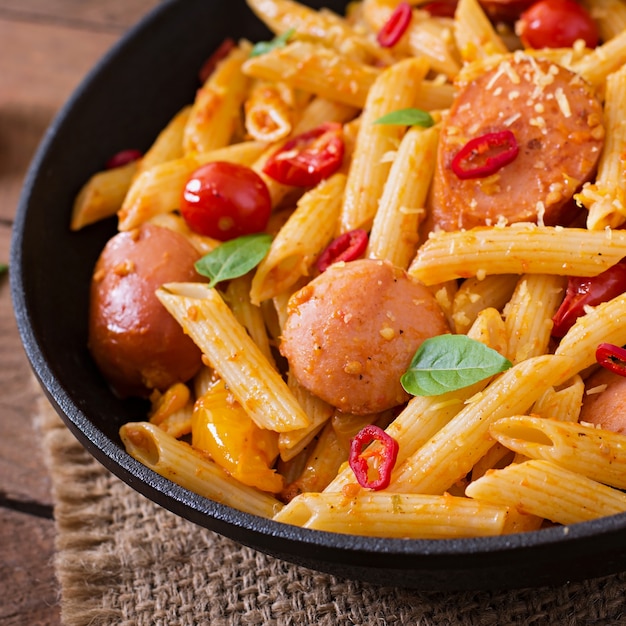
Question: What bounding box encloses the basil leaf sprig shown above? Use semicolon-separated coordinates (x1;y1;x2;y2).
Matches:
373;108;434;128
250;28;295;57
194;233;272;288
401;334;512;396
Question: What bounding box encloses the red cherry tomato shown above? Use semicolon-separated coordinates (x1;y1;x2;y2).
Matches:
517;0;599;49
262;122;345;187
180;161;272;241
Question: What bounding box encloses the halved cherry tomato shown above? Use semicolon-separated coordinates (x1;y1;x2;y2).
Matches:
262;122;345;187
552;260;626;338
516;0;599;49
180;161;271;241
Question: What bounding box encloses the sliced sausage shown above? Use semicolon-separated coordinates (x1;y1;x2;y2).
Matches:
427;54;604;232
579;367;626;434
89;223;204;398
280;259;450;414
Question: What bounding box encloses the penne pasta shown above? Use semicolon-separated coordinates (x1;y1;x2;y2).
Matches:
156;282;310;432
367;125;439;269
250;173;346;304
340;56;431;233
183;41;251;154
409;225;626;285
489;415;626;489
274;491;509;538
466;459;626;525
120;421;283;518
242;41;381;108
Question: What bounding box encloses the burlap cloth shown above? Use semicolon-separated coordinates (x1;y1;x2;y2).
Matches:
36;396;626;625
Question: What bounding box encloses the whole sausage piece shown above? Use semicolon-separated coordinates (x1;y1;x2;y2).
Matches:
427;54;604;232
579;367;626;435
280;259;450;415
89;223;204;398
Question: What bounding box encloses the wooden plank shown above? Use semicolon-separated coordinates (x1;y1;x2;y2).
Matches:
0;0;161;32
0;20;120;223
0;508;59;626
0;223;56;505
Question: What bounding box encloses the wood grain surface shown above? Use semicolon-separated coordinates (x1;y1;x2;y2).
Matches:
0;2;160;623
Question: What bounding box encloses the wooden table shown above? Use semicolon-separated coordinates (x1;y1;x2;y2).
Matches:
0;2;160;622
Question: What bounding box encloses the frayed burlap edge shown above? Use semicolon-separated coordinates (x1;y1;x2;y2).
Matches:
35;394;626;626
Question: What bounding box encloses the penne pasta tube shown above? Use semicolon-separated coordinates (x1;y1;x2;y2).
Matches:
502;274;566;364
250;173;346;304
282;420;348;499
389;354;575;495
582;0;626;41
183;41;251;154
71;106;191;230
273;491;509;538
571;28;626;87
341;56;431;233
242;41;381;108
278;373;335;461
367;125;439;269
247;0;393;64
120;421;283;518
362;0;461;77
465;459;626;525
118;141;267;230
554;293;626;375
451;274;517;335
408;225;626;286
138;105;191;173
70;160;138;230
531;375;584;423
244;80;294;142
576;64;626;231
156;282;310;432
453;0;508;62
489;415;626;490
224;273;276;367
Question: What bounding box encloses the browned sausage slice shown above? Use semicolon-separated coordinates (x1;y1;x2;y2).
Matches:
427;54;604;232
579;367;626;435
89;223;204;398
280;259;450;414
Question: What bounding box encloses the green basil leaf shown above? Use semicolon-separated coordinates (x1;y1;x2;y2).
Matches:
195;233;272;288
401;334;512;396
0;263;7;276
250;28;295;57
373;108;434;128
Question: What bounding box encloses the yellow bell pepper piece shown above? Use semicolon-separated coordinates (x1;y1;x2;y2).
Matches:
192;379;284;493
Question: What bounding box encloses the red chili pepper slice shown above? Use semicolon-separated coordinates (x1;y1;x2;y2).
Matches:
349;425;399;490
262;122;345;187
552;260;626;338
316;229;368;273
450;130;519;180
105;149;143;170
198;38;236;83
596;343;626;377
377;2;413;48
